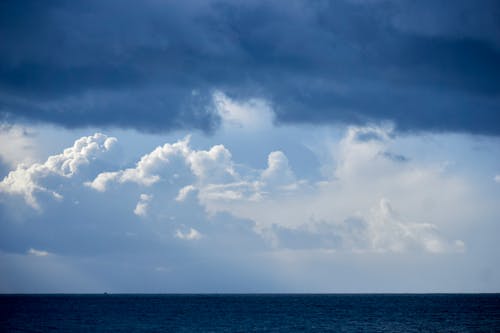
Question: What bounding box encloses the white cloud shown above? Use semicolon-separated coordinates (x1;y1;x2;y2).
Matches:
176;185;196;202
196;150;302;211
87;136;190;191
87;136;237;191
81;125;469;254
495;175;500;183
363;198;464;253
175;228;202;240
0;133;116;209
335;124;394;180
88;135;304;213
213;91;274;131
187;144;236;182
134;193;153;217
191;125;468;253
27;248;50;257
261;151;296;187
0;124;39;167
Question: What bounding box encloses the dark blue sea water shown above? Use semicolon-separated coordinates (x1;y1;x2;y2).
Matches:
1;294;499;332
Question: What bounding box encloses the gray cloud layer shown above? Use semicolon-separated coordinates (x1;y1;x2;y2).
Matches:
1;0;499;134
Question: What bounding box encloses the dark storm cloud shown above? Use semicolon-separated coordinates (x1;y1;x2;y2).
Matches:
0;0;499;134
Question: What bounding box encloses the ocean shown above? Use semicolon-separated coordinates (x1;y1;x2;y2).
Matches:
1;294;499;332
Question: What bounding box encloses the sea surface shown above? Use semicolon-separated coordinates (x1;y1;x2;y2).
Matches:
1;294;499;332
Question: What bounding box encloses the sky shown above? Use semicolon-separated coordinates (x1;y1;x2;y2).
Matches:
0;0;500;293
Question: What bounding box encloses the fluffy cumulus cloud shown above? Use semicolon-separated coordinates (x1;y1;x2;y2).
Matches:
261;151;296;187
86;136;237;191
0;133;116;209
194;125;468;253
86;135;296;210
0;120;475;256
0;0;499;134
1;116;500;293
87;137;190;191
79;124;466;254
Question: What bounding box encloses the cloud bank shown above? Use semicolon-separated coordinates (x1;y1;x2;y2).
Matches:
1;114;499;292
75;126;467;253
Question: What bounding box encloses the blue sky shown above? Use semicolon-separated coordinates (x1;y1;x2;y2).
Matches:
1;0;500;293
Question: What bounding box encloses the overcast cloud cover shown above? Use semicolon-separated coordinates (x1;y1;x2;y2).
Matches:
1;0;500;293
1;0;500;134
